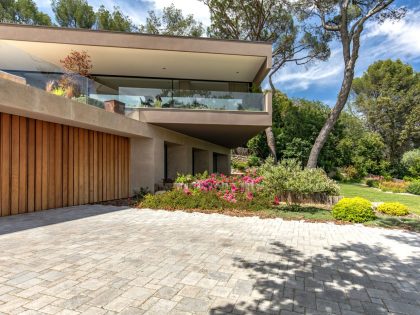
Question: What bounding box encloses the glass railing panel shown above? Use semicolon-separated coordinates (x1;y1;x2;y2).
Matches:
1;70;265;113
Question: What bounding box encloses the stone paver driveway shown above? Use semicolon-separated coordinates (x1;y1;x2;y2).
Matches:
0;206;419;315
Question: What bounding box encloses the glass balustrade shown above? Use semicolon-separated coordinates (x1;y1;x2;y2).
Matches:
1;70;265;113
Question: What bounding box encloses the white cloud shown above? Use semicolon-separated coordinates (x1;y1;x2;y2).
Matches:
271;48;343;91
271;6;420;93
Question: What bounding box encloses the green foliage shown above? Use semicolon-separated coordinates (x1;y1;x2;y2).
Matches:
338;165;361;182
248;92;358;172
96;5;137;32
377;202;409;216
332;197;375;223
365;179;379;188
401;149;420;178
139;4;204;37
339;132;389;177
52;0;96;28
141;189;272;212
174;173;194;184
132;187;151;201
0;0;51;25
259;158;340;196
407;181;420;195
231;160;247;172
378;181;408;193
202;0;330;83
352;59;420;169
247;155;261;167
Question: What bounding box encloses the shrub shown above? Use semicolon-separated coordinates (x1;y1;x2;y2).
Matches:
247;155;261;167
231;160;247;172
365;179;379;188
140;189;272;212
260;158;340;197
378;181;408;193
332;197;375;223
401;149;420;177
340;165;361;182
376;202;409;216
407;181;420;195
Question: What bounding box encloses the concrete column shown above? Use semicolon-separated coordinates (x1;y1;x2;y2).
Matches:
130;137;164;194
217;153;231;175
193;149;212;174
167;144;192;180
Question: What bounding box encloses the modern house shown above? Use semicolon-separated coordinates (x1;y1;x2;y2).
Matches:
0;24;272;216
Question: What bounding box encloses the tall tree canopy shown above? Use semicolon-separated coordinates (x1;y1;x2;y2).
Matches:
0;0;51;25
96;5;137;32
139;4;204;37
202;0;331;162
51;0;96;29
296;0;406;168
352;59;420;166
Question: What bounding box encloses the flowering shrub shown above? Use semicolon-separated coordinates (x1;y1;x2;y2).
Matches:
189;172;264;203
378;180;408;193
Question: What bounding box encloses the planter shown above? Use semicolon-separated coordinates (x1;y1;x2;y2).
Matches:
278;192;342;205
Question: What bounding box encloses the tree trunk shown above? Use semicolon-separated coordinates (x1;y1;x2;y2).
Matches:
306;64;355;168
266;74;277;163
265;127;277;163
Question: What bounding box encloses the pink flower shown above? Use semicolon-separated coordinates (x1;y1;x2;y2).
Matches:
246;192;254;201
273;196;280;205
183;188;192;195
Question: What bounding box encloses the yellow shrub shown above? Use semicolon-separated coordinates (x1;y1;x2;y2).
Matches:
377;202;409;216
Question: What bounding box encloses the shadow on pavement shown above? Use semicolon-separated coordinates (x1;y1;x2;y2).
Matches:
0;205;130;235
210;240;420;314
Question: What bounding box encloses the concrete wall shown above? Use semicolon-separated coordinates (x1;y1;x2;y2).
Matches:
0;78;233;195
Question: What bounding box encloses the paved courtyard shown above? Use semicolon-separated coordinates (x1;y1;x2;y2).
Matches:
0;206;419;315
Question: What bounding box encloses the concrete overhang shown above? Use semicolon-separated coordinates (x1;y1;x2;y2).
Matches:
0;24;272;84
128;108;272;148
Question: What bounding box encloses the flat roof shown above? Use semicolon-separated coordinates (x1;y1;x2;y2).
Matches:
0;23;272;83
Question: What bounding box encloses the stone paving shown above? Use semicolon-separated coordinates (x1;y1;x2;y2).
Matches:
0;205;419;315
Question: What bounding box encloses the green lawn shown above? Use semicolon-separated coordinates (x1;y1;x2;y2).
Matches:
339;183;420;215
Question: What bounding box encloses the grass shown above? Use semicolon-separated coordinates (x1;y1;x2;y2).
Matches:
339;183;420;215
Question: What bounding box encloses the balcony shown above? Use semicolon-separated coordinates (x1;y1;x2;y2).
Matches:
0;70;271;147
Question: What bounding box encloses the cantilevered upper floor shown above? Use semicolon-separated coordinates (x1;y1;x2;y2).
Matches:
0;23;272;147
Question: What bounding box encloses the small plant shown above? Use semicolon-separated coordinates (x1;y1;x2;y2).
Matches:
174;173;194;184
332;197;375;223
232;160;247;172
379;181;408;193
365;179;379;188
132;187;151;201
60;50;93;77
247;155;261;167
376;202;409;216
407;181;420;195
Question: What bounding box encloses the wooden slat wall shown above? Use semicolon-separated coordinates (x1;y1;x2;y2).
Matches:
0;112;130;217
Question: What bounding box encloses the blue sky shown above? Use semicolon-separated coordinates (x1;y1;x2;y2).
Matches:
35;0;420;106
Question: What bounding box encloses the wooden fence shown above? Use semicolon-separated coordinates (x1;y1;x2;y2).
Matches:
0;112;130;217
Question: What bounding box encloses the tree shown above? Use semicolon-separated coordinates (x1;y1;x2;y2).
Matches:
52;0;96;29
247;91;362;172
298;0;406;168
60;50;93;77
0;0;51;25
352;59;420;167
96;5;137;32
202;0;330;162
139;4;204;37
